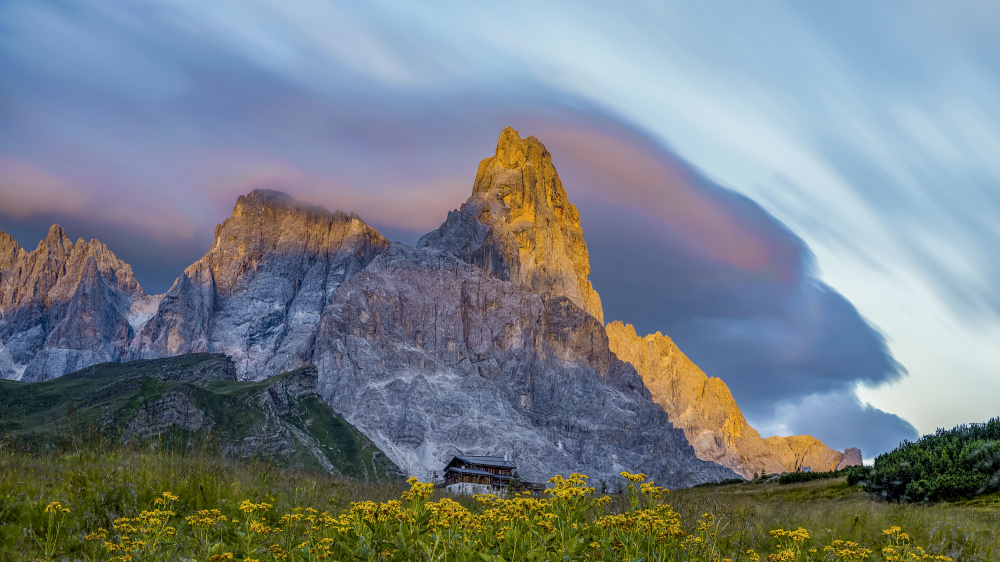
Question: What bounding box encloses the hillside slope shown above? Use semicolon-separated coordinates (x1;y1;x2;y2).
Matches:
0;353;401;481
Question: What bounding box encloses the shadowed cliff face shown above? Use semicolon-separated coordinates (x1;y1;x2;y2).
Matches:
0;224;147;381
420;127;604;323
130;189;390;380
312;244;737;486
605;321;861;477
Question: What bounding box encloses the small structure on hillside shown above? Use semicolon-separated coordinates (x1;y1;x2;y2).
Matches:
443;454;516;488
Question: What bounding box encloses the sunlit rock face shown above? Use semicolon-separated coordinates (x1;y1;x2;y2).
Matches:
312;244;737;486
130;190;389;380
605;322;862;478
0;226;151;381
420;127;604;323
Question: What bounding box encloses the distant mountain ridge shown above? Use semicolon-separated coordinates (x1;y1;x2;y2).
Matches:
0;127;859;484
606;322;861;478
0;225;151;381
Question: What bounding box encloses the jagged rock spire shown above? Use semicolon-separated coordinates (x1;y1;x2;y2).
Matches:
421;127;604;322
0;224;143;312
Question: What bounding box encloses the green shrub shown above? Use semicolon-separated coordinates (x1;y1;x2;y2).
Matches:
864;417;1000;502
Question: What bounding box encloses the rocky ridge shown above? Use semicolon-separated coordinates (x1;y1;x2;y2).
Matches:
0;224;149;381
606;322;861;477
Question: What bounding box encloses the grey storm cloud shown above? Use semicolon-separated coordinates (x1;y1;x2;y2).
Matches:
0;0;924;454
773;391;918;458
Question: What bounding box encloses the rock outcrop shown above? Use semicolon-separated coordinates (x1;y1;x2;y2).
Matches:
0;225;149;381
130;190;390;379
312;244;737;486
420;127;604;323
837;447;863;470
0;232;25;273
605;322;862;478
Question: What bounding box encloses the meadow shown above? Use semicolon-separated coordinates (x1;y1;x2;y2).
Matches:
1;441;997;561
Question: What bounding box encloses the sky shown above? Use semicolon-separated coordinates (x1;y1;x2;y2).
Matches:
2;0;998;459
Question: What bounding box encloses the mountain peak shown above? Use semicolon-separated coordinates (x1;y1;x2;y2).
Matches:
40;223;72;253
422;127;604;322
233;189;329;217
46;223;68;239
492;126;550;170
135;190;390;379
191;191;387;294
246;188;290;199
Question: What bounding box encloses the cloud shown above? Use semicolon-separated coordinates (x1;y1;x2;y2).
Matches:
540;128;907;422
762;390;919;459
0;160;92;218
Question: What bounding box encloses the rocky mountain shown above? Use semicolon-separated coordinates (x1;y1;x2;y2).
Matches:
0;127;860;487
606;322;861;478
0;353;401;480
129;189;389;379
0;225;150;381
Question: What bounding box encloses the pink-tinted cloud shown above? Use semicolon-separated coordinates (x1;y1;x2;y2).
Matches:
0;160;92;218
533;123;798;283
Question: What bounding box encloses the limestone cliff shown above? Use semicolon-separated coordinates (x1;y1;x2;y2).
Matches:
0;225;148;381
0;224;142;311
420;127;604;323
130;189;390;379
606;321;861;478
346;128;737;485
312;244;737;486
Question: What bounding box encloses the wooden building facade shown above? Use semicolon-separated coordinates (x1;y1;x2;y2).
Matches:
443;455;516;488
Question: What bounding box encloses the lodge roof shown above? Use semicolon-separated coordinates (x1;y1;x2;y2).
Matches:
446;467;513;480
447;455;516;469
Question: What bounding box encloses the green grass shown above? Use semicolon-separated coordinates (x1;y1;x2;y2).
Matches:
4;357;998;560
670;477;1000;560
0;443;406;561
2;446;998;561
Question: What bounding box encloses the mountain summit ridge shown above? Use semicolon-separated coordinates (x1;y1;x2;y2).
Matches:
130;189;390;379
0;224;144;381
